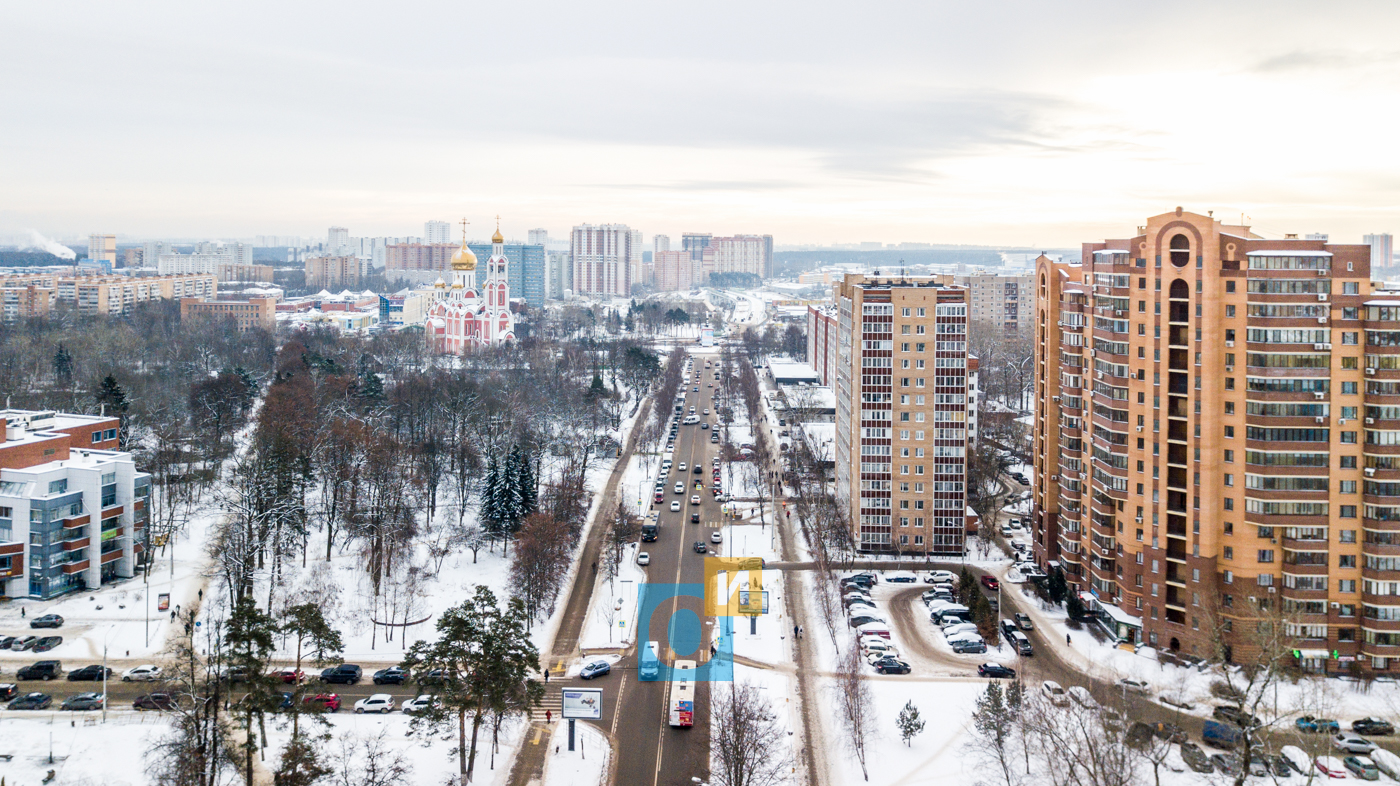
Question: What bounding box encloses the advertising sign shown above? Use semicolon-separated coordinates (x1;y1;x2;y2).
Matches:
561;688;602;720
158;593;170;612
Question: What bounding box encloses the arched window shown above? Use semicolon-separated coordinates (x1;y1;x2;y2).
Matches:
1170;279;1189;299
1169;234;1190;268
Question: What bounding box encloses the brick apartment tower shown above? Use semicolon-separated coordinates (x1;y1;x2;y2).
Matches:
1032;207;1400;673
833;274;969;555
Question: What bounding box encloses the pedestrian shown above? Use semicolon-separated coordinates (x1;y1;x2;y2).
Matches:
171;610;176;622
798;625;804;639
19;607;24;619
591;560;597;573
1067;633;1072;645
198;588;203;601
794;625;799;639
545;710;552;724
544;668;550;683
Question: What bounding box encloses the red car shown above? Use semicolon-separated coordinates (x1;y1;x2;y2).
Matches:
980;576;1000;591
654;492;665;504
303;693;341;712
273;668;306;684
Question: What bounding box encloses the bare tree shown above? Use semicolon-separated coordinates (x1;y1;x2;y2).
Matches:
833;645;872;781
710;680;792;786
332;728;413;786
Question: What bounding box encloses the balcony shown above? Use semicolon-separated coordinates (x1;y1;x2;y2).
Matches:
60;560;90;574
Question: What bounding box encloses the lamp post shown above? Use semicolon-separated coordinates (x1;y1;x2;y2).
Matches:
102;624;115;722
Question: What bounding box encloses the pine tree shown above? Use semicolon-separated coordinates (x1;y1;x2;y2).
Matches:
94;374;130;449
479;455;505;541
502;446;525;534
1047;569;1068;605
518;450;538;518
896;700;925;747
52;344;73;385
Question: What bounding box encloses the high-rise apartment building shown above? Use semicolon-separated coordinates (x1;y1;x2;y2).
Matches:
957;271;1033;333
305;255;367;289
654;234;671;254
1365;234;1394;273
87;234;116;267
653;250;694;292
386;244;456;272
425;221;452;244
528;229;549;247
571;224;636;297
1032;208;1400;672
831;274;969;555
327;227;350;253
711;235;775;279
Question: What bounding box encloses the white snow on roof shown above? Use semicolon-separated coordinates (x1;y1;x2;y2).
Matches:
1365;300;1400;307
1092;249;1130;255
1245;250;1332;256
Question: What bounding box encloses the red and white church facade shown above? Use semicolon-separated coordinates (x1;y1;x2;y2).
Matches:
425;225;516;353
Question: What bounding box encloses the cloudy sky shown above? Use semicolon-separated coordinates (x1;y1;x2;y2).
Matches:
2;1;1398;246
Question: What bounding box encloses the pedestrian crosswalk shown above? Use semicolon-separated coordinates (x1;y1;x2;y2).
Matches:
528;688;563;722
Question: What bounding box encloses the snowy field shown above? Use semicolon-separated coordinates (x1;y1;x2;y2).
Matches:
0;714;168;786
541;719;610;786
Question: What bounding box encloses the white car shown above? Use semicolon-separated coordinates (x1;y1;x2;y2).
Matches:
678;462;687;472
928;570;957;583
1117;678;1151;695
122;665;162;682
942;622;979;638
1041;680;1069;706
674;483;684;494
354;694;395;714
402;695;435;714
710;531;722;543
690;495;701;506
1067;686;1099;710
637;552;650;566
670;501;681;512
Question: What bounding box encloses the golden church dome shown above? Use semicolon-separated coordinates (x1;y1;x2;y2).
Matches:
451;242;477;271
492;228;504;244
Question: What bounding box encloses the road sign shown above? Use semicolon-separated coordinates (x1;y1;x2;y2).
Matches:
561;688;603;720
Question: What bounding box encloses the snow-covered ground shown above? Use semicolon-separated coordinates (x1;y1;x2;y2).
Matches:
0;714;169;786
541;718;610;786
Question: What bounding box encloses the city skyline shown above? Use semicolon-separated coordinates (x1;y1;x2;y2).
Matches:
3;2;1398;246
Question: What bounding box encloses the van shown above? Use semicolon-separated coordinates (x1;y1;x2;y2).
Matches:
1009;631;1033;656
639;642;661;681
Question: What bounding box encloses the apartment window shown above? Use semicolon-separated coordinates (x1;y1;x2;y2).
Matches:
1341;505;1357;518
1225;401;1234;415
1343;381;1358;395
1226;305;1235;317
900;500;909;510
916;343;925;352
1340;480;1356;494
1340;530;1356;543
1343;356;1359;369
902;307;911;317
1340;579;1357;593
901;465;909;475
1343;332;1358;345
1340;604;1355;617
1340;554;1357;569
90;432;101;444
915;378;924;388
47;479;67;495
1224;426;1234;438
901;378;909;387
1151;583;1159;596
1223;570;1233;584
901;342;910;352
915;325;925;335
1344;281;1360;295
1258;550;1274;563
1224;474;1233;487
1344;307;1359;319
1341;455;1357;469
1226;280;1236;293
1224;449;1233;463
914;465;924;475
917;308;926;317
899;430;909;439
901;325;910;335
901;359;910;369
1224;546;1234;560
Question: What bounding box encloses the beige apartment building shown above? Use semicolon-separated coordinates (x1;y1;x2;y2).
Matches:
305;255;367;289
386;243;455;272
832;274;970;555
180;297;277;332
0;273;217;317
1032;207;1400;673
957;271;1032;333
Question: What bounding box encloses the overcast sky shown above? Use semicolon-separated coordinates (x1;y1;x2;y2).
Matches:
2;1;1398;246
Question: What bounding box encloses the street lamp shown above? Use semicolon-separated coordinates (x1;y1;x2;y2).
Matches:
102;624;115;722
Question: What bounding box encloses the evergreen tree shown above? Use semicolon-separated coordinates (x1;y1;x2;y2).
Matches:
94;374;131;449
357;371;385;404
502;445;525;534
1046;568;1068;605
273;735;332;786
233;366;259;411
896;700;925;747
588;371;606;399
1066;591;1086;621
52;344;73;385
517;449;538;519
479;455;506;541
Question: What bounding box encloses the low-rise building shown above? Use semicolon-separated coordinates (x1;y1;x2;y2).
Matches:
0;410;148;599
180;297;277;332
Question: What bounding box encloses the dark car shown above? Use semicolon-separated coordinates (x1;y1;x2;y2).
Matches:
0;683;16;700
1179;743;1214;774
999;620;1018;639
67;665;113;682
29;614;64;629
0;636;15;649
1210;753;1241;776
33;636;62;653
17;660;62;680
873;657;911;675
9;692;51;710
693;542;708;553
951;639;987;654
886;575;917;584
1353;717;1395;735
319;664;362;685
1344;755;1381;781
417;669;452;689
691;512;700;523
1213;705;1261;728
372;667;407;685
303;693;341;712
61;692;104;711
977;663;1016;679
134;693;178;711
580;660;612;680
693;465;703;474
980;576;999;591
1267;754;1295;777
220;665;252;683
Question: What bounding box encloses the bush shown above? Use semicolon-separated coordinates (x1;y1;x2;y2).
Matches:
1209;680;1244;704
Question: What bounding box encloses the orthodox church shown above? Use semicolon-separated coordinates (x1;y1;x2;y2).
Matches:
424;221;517;353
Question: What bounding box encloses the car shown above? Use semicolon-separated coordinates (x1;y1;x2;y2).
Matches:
134;693;178;711
873;657;911;675
1013;613;1032;631
1067;686;1099;710
678;462;687;472
273;668;306;684
29;614;63;629
999;619;1018;639
978;663;1016;679
580;660;611;680
417;668;451;688
0;636;13;649
17;660;61;680
1179;742;1213;773
847;604;880;618
737;557;765;570
1041;681;1069;706
33;636;61;652
980;576;999;591
9;692;52;710
885;573;917;584
693;465;703;474
670;501;681;512
11;635;38;651
943;622;979;638
1210;753;1241;776
372;667;407;685
218;665;252;683
299;693;340;712
1153;722;1187;744
1213;705;1260;728
1333;732;1377;754
1280;745;1311;776
693;541;708;554
925;570;958;584
398;695;435;714
693;386;699;392
710;434;719;443
710;531;722;543
1315;755;1348;778
690;494;701;506
66;665;113;682
1345;756;1381;781
61;692;104;711
951;638;987;654
319;664;362;685
674;482;684;494
122;665;163;682
354;694;395;714
849;614;886;628
0;684;17;701
1117;678;1151;695
1159;694;1194;710
637;552;650;565
701;423;709;430
1296;715;1341;734
1265;753;1295;778
654;491;665;503
1353;717;1395;735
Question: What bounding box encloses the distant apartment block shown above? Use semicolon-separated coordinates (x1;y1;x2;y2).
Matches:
424;221;452;244
956;271;1032;332
1;285;55;321
807;305;838;385
386;242;547;307
1366;234;1395;272
528;229;549;247
654;250;696;292
216;263;275;283
711;235;774;279
180;297;276;332
0;273;217;317
305;255;368;289
327;226;350;253
386;243;456;272
654;234;671;253
0;409;148;599
571;224;637;297
87;234;116;267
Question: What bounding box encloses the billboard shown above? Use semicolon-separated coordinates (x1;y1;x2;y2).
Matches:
561;688;602;720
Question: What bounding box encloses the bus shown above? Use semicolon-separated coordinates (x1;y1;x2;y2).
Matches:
641;521;658;542
668;660;695;727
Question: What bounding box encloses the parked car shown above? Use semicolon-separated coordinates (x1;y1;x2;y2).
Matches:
1117;678;1151;695
0;636;14;649
1067;686;1099;710
0;684;17;701
980;576;999;590
17;661;61;681
33;636;61;653
1353;717;1394;735
8;692;51;710
1296;715;1341;734
1210;753;1241;777
849;615;885;628
1333;732;1377;754
925;570;957;584
303;693;341;713
355;694;395;714
1179;742;1214;774
999;619;1018;639
873;657;911;675
977;663;1016;679
1314;755;1348;778
372;667;407;685
1213;705;1261;728
319;664;363;685
885;573;918;584
61;692;103;711
637;552;651;565
1372;749;1400;781
67;665;112;682
134;693;178;711
951;638;987;654
11;636;37;651
122;665;162;682
1280;745;1311;776
402;695;436;714
1013;613;1032;631
580;660;611;680
1203;720;1242;749
1040;681;1069;706
29;614;63;629
1345;756;1381;781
